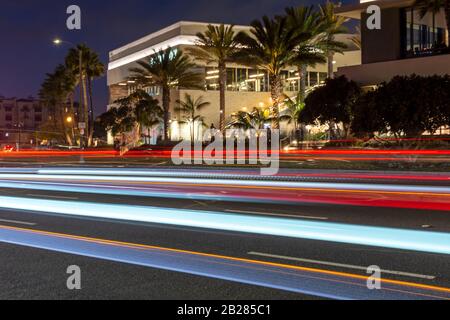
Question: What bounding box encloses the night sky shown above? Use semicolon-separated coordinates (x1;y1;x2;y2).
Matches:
0;0;357;115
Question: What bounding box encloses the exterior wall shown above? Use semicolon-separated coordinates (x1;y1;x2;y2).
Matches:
337;53;450;86
361;8;403;64
0;98;48;146
176;89;272;128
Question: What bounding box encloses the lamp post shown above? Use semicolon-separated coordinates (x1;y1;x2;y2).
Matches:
53;38;86;148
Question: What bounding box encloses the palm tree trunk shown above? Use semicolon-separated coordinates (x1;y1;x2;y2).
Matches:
219;62;227;133
82;75;89;147
87;76;95;147
327;52;335;79
59;102;72;146
298;65;307;103
445;0;450;46
269;74;281;130
162;86;171;142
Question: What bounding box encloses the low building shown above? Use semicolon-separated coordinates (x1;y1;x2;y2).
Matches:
107;21;361;142
336;0;450;86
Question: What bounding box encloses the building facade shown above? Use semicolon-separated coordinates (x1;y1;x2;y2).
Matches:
0;96;49;147
336;0;450;86
107;21;361;142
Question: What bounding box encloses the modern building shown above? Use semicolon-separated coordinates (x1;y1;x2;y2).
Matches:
107;21;361;142
0;96;49;147
336;0;450;86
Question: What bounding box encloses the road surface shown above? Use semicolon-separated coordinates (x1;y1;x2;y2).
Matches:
0;167;449;300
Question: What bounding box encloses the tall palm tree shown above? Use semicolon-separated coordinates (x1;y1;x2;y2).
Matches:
187;24;239;132
130;47;203;142
286;6;327;103
414;0;446;46
235;16;303;129
319;1;349;79
65;44;104;147
176;93;210;142
39;64;76;145
84;50;105;145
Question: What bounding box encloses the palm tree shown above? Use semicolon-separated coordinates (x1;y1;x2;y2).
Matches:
130;47;203;142
235;16;303;129
39;64;76;145
285;6;327;103
351;26;362;50
228;107;271;131
84;50;105;145
65;44;104;147
414;0;446;46
280;93;306;132
319;1;349;79
176;93;210;142
187;24;239;132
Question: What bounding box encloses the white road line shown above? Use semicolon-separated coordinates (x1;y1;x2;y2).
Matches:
26;194;79;200
0;219;37;226
225;209;328;221
248;252;436;280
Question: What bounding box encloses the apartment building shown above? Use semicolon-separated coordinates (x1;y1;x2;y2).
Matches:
107;21;361;142
0;96;50;147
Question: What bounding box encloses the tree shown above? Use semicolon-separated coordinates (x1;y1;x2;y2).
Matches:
303;76;361;139
228;107;271;131
187;24;239;132
280;93;306;141
65;44;104;147
98;90;162;146
414;0;449;45
175;93;211;142
39;64;76;145
318;1;349;79
235;16;303;129
285;6;327;102
352;75;450;138
130;47;203;142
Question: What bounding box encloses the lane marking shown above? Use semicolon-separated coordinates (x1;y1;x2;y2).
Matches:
26;194;79;200
225;209;328;221
0;224;449;296
0;219;36;226
248;252;436;280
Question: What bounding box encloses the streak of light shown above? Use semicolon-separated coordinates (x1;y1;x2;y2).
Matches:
0;196;449;255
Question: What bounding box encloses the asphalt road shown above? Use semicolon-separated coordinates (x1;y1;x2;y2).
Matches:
0;168;449;300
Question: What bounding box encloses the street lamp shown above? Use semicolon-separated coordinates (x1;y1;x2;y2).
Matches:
53;38;85;148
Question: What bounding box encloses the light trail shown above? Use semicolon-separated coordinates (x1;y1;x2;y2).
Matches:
1;224;449;300
35;168;450;182
0;196;450;255
0;172;449;210
1;173;449;195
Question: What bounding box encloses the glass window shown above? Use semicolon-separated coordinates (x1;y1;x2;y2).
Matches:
309;72;318;87
319;73;327;85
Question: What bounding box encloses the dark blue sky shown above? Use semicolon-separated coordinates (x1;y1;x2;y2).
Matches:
0;0;357;115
